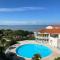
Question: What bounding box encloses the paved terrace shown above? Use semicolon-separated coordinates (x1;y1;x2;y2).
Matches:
5;40;60;60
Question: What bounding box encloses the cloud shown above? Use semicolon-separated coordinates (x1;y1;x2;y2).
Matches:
0;20;43;25
0;7;45;12
0;20;57;25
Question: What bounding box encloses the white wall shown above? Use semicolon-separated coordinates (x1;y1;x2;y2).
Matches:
34;32;58;48
46;26;53;29
58;34;60;38
34;32;37;37
57;39;60;48
49;37;57;47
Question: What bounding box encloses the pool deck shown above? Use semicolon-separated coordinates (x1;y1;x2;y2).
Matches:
5;40;60;60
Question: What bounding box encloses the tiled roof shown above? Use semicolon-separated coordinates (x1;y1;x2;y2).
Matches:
39;29;60;34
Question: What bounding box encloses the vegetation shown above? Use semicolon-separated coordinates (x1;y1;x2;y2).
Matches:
32;54;41;60
0;29;34;60
0;29;34;53
54;57;60;60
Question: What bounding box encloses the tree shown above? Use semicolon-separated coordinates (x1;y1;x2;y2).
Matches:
15;30;24;36
0;39;7;53
4;29;14;38
0;30;3;40
32;54;41;60
54;57;60;60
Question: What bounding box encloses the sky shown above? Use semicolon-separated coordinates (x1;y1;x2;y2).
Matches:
0;0;60;25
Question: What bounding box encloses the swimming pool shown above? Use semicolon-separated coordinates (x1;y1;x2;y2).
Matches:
16;44;52;58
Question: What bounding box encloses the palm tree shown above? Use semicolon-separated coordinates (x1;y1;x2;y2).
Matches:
32;54;41;60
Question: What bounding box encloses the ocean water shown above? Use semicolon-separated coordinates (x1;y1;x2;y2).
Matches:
0;25;48;31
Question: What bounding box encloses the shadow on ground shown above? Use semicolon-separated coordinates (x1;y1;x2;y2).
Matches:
0;52;25;60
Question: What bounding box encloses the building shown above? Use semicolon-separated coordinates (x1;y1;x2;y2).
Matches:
34;25;60;48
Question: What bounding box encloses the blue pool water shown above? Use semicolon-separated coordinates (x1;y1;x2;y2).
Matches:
16;44;52;58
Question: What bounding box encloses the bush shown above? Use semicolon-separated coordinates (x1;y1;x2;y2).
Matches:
54;57;60;60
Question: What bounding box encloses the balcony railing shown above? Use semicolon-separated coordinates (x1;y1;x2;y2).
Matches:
36;36;49;39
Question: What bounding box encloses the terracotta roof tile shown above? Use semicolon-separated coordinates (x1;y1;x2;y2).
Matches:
39;29;60;34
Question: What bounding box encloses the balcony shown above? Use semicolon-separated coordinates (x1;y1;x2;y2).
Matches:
36;36;49;39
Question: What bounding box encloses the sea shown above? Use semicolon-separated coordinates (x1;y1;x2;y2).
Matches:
0;25;48;32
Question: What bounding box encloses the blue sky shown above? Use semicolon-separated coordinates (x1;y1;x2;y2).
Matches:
0;0;60;25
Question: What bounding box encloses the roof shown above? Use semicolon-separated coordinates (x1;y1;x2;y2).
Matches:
39;29;60;34
46;25;60;29
39;25;60;34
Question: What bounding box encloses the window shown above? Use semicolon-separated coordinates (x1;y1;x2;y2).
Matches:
37;34;49;37
50;34;58;38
